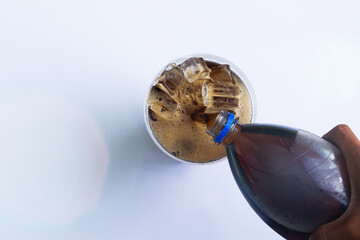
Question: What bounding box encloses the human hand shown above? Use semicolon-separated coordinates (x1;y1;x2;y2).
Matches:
309;125;360;240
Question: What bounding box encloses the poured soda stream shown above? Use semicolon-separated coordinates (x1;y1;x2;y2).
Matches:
206;111;350;240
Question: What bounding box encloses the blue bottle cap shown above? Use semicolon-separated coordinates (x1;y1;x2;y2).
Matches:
214;112;235;143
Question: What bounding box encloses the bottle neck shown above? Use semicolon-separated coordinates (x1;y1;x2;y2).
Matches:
206;111;241;145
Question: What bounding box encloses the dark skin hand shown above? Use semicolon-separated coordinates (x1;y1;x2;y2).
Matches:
309;124;360;240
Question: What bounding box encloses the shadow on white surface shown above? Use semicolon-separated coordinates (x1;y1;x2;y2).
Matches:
65;108;193;239
0;93;111;239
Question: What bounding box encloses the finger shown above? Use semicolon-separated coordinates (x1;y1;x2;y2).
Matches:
322;124;360;192
322;124;360;151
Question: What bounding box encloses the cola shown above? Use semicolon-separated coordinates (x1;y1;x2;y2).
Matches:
146;57;254;163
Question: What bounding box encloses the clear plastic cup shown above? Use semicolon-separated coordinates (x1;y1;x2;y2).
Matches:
144;54;257;164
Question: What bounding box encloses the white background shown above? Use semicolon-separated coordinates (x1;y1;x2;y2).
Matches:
0;0;360;239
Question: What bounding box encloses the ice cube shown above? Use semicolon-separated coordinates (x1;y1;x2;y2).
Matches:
210;64;236;84
156;64;184;97
202;81;241;113
148;108;158;121
148;102;176;118
202;82;240;103
191;109;218;124
203;97;240;114
181;57;211;83
180;79;208;108
148;86;178;119
211;83;240;96
211;96;239;108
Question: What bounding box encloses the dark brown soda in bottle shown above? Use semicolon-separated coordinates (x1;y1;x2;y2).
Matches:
207;111;350;240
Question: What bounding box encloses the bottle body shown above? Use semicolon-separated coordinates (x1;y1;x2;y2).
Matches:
225;123;350;239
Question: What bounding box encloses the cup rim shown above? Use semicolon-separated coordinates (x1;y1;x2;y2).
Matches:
144;53;257;164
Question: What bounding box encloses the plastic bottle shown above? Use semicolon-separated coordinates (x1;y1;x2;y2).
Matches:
206;111;350;240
